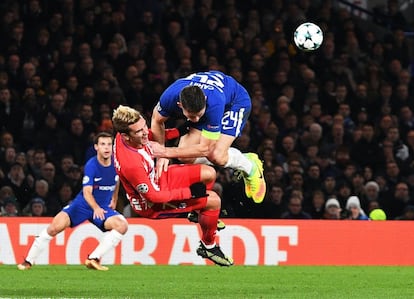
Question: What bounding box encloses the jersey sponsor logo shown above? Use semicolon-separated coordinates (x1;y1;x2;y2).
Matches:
98;185;116;191
137;183;149;193
94;177;103;182
83;176;90;184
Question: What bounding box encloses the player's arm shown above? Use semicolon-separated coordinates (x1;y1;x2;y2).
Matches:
153;131;217;159
109;180;120;209
124;164;204;203
83;185;106;220
151;104;168;145
148;127;184;141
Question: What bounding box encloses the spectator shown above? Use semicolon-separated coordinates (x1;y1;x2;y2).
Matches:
25;197;47;217
0;196;20;216
345;196;369;220
35;112;68;160
28;149;47;179
0;185;15;208
281;194;311;219
66;164;83;195
350;122;382;172
39;162;58;193
395;205;414;220
55;154;74;185
259;183;286;219
62;117;89;165
336;182;353;208
0;87;24;140
46;182;73;217
303;163;322;196
361;181;382;213
304;190;326;219
323;197;342;220
381;181;413;220
1;145;17;173
1;162;32;209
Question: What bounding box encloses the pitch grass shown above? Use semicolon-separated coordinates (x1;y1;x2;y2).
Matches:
2;265;414;299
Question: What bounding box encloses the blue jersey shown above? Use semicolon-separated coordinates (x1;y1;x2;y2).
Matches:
158;71;251;139
63;156;121;231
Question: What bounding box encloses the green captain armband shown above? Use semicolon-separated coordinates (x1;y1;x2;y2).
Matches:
201;129;220;140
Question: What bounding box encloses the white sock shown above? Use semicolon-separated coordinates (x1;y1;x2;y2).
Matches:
193;157;214;166
202;240;216;249
224;147;252;175
88;230;123;260
26;229;53;265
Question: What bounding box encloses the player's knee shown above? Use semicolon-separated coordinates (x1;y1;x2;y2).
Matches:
207;150;226;166
113;217;129;234
200;165;216;184
206;191;221;210
47;225;61;237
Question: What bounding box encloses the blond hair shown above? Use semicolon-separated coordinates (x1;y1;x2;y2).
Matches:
112;105;142;133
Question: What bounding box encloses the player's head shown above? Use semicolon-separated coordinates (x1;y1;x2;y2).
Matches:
94;131;113;144
94;131;113;160
178;86;206;122
112;105;148;147
112;105;143;133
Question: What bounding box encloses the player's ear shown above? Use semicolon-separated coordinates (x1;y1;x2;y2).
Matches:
121;133;129;141
177;101;182;108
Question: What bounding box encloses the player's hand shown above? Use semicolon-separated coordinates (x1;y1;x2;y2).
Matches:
108;199;116;210
155;157;169;181
149;141;167;158
93;207;107;220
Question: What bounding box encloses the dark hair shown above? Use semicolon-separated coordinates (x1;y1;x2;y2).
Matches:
94;131;113;144
179;86;206;113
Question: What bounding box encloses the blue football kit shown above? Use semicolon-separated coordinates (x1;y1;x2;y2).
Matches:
157;71;251;140
62;156;120;231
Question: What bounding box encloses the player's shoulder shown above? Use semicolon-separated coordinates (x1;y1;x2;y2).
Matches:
85;156;99;167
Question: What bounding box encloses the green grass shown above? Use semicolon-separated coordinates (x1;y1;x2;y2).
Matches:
1;265;414;298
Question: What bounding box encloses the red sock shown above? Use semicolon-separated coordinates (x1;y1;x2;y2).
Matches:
198;209;220;245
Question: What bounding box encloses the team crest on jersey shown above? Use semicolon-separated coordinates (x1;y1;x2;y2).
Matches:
136;183;149;193
156;102;162;111
83;176;90;184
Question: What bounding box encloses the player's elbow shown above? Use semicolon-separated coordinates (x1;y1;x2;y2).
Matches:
146;192;168;203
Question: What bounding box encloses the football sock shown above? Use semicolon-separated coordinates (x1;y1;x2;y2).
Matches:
198;209;220;245
193;157;214;166
25;229;53;265
88;230;123;260
224;147;252;174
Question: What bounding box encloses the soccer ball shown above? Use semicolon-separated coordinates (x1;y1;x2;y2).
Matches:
293;22;323;52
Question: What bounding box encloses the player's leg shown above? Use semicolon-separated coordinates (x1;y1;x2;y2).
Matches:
176;127;202;164
196;190;233;266
204;134;266;203
187;164;226;229
17;211;71;270
85;212;128;271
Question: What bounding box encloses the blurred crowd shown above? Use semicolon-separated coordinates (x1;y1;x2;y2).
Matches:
0;0;413;220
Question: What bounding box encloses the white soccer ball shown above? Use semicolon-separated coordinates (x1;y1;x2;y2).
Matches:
293;22;323;52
